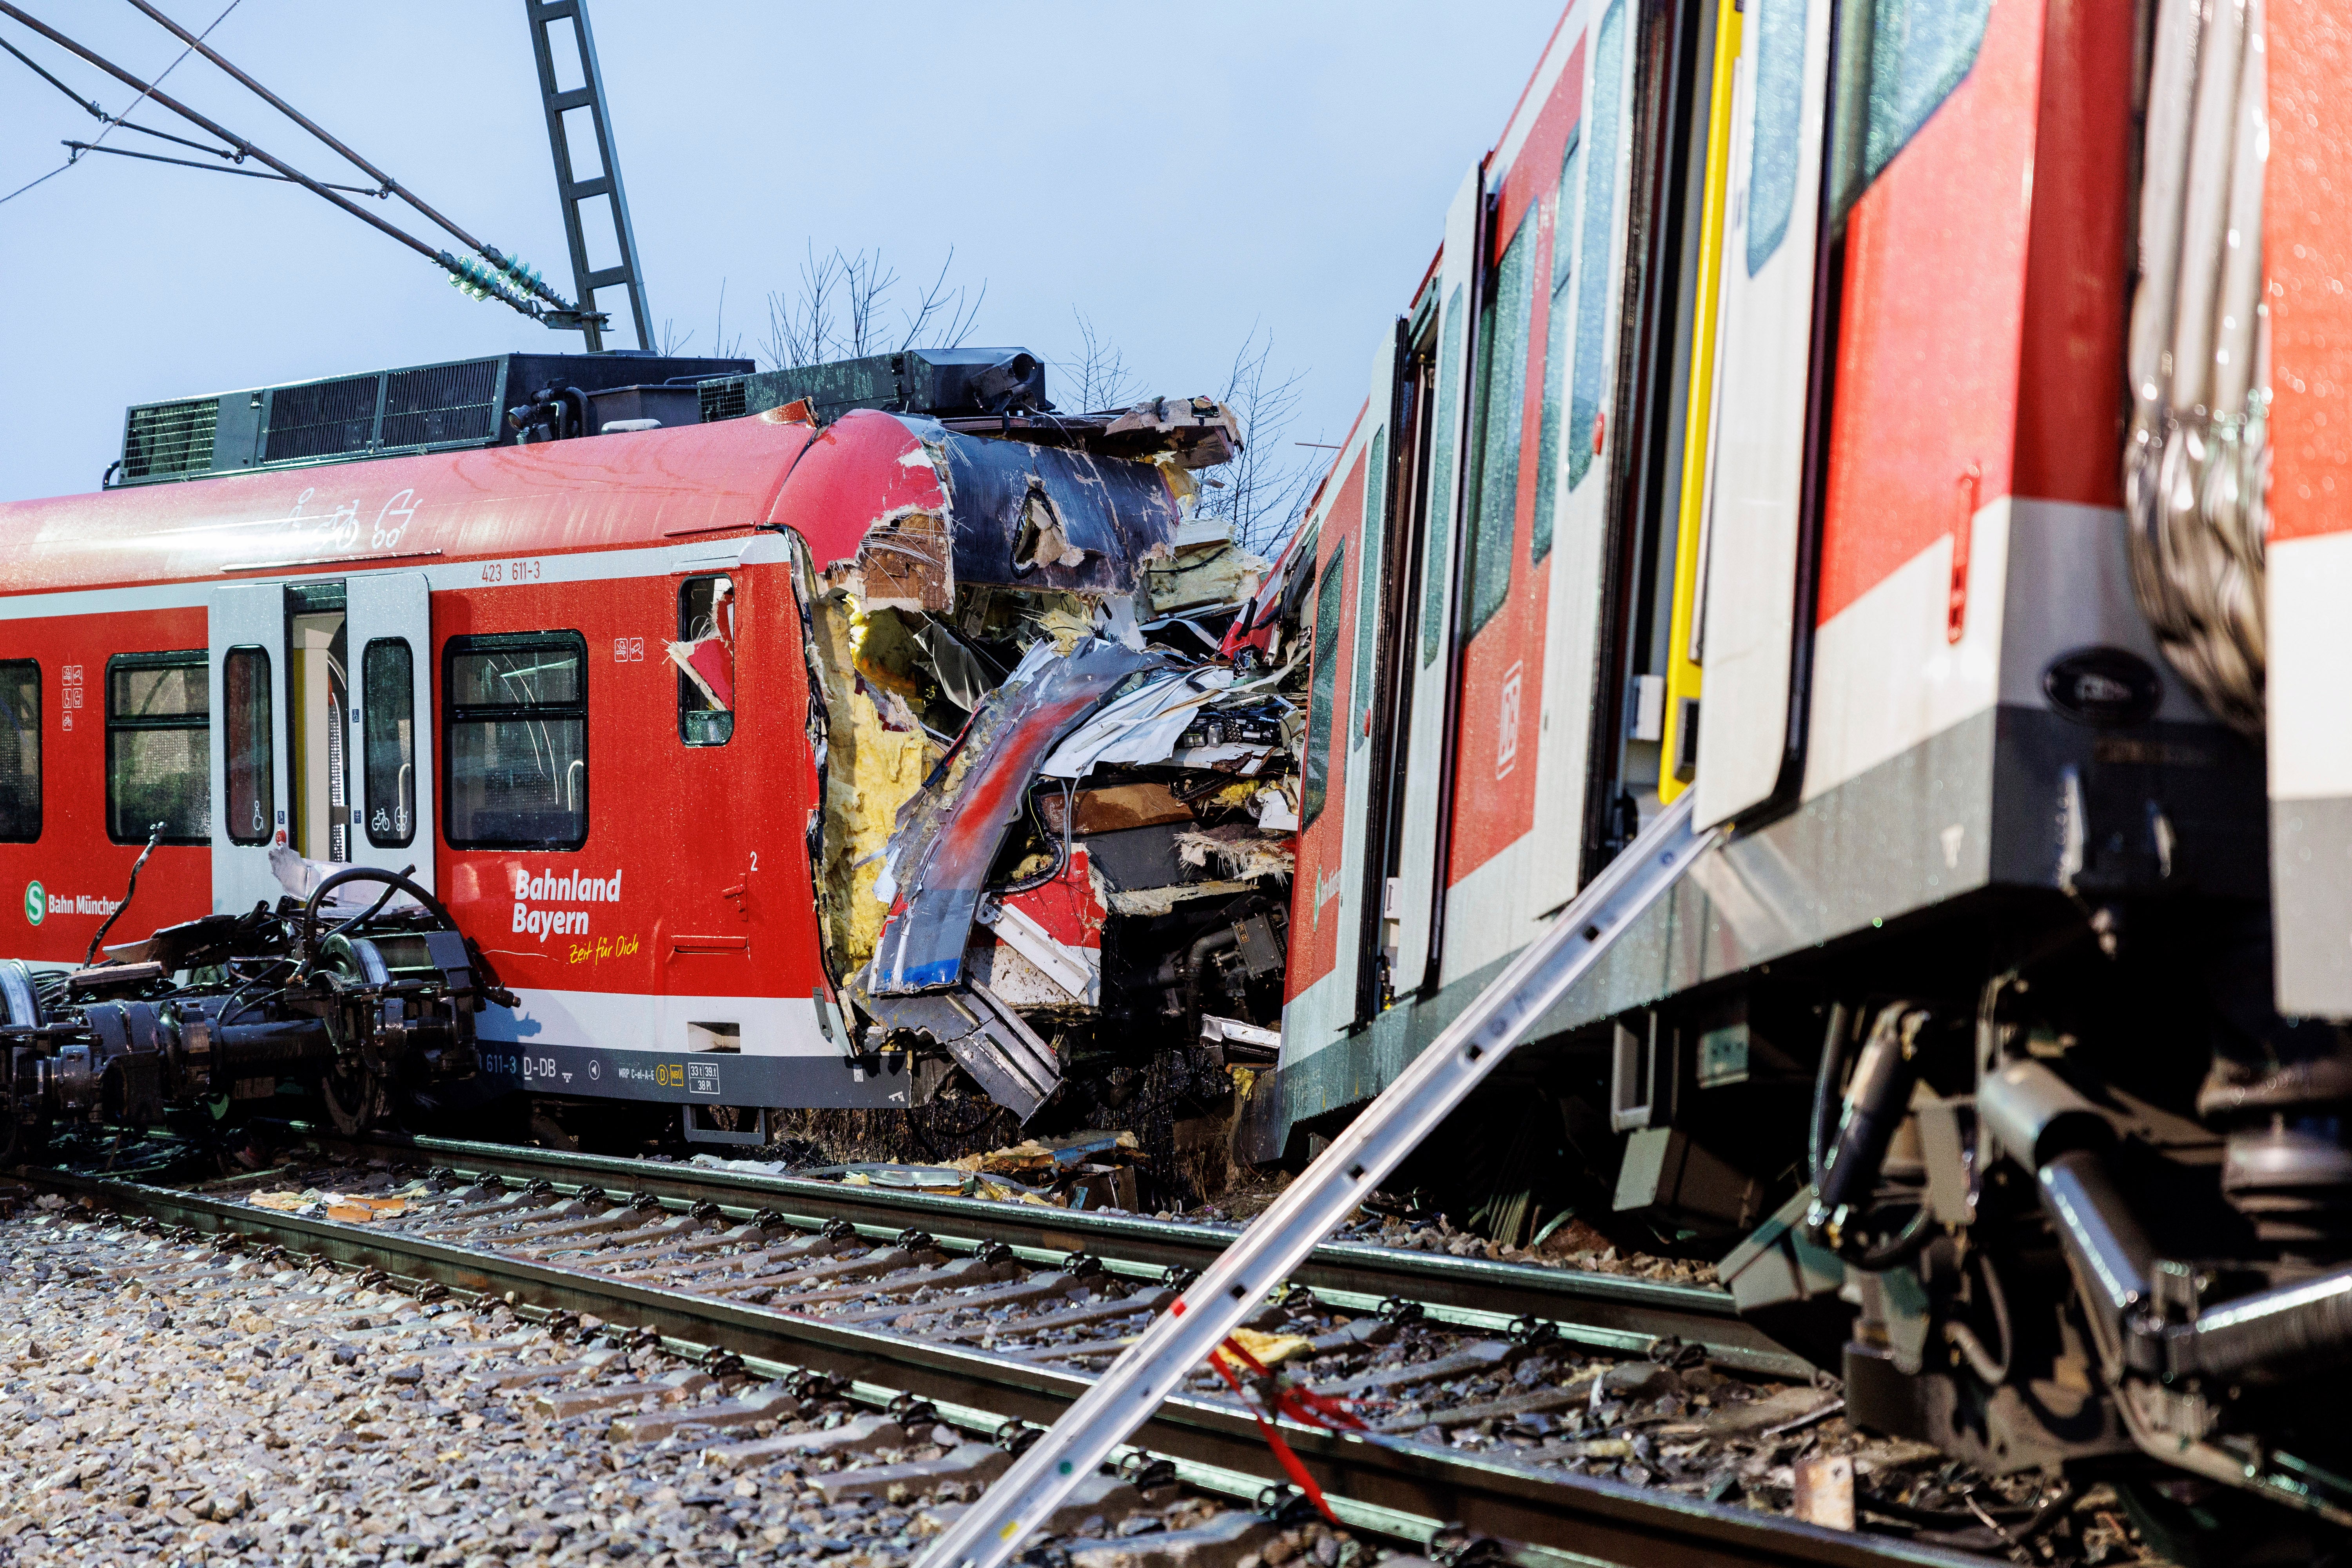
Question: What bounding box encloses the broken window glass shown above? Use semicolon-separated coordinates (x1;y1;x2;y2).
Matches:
1351;429;1386;749
362;638;415;848
1571;0;1628;490
1468;209;1538;635
106;651;209;844
0;661;38;843
1533;123;1583;563
444;632;588;850
673;574;735;746
224;646;273;847
1746;0;1806;275
1303;541;1347;828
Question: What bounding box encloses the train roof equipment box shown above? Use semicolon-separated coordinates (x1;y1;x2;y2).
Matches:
694;347;1048;425
113;351;753;486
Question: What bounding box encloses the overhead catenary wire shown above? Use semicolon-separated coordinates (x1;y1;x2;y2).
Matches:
63;138;378;194
0;2;545;319
119;0;576;314
3;28;237;159
0;0;237;204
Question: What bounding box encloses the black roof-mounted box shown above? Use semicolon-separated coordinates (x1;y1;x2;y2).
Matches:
114;351;752;486
696;347;1047;426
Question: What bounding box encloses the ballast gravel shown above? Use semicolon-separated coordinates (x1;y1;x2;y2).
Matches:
0;1197;1377;1568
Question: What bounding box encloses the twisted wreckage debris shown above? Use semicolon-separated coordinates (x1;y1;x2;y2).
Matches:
799;396;1303;1123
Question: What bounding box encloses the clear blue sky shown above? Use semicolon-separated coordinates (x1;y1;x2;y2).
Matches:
0;2;1564;503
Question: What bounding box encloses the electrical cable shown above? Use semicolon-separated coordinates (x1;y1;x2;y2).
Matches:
0;29;98;113
0;1;546;318
62;139;376;192
0;0;237;205
2;29;235;158
118;0;575;314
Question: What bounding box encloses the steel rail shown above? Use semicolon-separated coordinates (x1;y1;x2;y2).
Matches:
19;1163;1985;1568
275;1125;1805;1377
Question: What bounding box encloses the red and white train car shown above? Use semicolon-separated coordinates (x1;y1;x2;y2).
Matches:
0;414;873;1122
0;382;1237;1138
1239;0;2352;1532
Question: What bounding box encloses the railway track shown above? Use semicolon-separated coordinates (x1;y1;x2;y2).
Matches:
8;1130;2020;1568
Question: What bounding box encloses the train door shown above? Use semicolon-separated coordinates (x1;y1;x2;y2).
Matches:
1555;0;1720;885
1687;0;1836;831
1385;164;1486;996
343;574;434;890
206;575;433;919
208;584;291;914
1348;322;1412;1022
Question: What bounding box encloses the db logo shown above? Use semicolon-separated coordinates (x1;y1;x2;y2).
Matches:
655;1062;685;1089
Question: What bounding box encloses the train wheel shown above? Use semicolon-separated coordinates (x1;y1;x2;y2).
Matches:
319;1059;390;1135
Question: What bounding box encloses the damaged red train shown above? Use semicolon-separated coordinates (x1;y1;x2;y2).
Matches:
0;349;1293;1146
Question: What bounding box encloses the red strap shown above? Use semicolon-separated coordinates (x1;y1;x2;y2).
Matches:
1208;1337;1377;1524
1210;1345;1341;1523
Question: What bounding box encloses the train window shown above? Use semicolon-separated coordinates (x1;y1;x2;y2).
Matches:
1746;0;1808;275
1532;125;1583;563
1835;0;1993;215
105;651;209;845
675;575;736;746
1302;543;1347;827
223;647;273;847
1421;285;1467;669
361;639;416;848
1350;428;1386;750
443;632;588;851
1466;211;1538;636
1570;0;1628;491
0;662;38;843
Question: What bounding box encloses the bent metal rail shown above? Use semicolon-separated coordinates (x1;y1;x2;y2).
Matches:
11;1146;1986;1568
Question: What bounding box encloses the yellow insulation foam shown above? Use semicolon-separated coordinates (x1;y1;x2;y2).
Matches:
812;590;937;976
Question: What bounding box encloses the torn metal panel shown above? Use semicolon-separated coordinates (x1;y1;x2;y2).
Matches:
977;846;1109;1006
858;984;1062;1122
869;639;1166;995
929;425;1185;598
1200;1013;1281;1065
1038;666;1237;778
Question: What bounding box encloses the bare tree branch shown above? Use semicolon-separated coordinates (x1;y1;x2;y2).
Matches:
899;248;984;353
1192;321;1319;559
754;246;986;371
1056;310;1141;414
